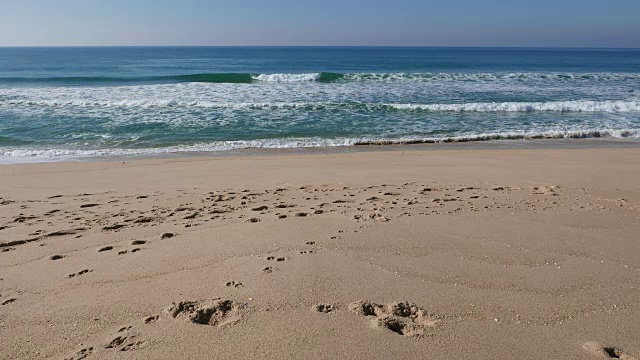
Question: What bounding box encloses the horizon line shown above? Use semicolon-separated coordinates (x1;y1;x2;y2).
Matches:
1;45;639;50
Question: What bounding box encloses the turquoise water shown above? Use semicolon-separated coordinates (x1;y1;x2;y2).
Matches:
1;47;639;162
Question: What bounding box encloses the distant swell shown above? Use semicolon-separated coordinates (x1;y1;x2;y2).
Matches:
1;129;639;162
1;71;639;85
3;99;639;113
0;72;344;85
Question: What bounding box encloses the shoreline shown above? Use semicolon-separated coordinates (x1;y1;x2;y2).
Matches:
2;137;640;165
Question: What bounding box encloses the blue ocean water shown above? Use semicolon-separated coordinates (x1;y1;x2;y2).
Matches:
0;47;639;162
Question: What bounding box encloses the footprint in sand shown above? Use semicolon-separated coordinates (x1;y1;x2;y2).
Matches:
68;269;92;278
262;266;274;274
131;240;147;245
183;212;199;220
104;325;147;352
532;185;561;195
348;301;441;337
64;346;93;360
97;246;113;252
144;315;159;324
13;215;36;223
369;213;389;222
49;254;64;260
275;204;294;209
164;299;246;327
583;342;637;359
133;217;155;224
225;281;244;288
102;224;126;231
117;247;141;255
312;303;336;313
2;298;17;306
160;232;175;239
266;256;286;262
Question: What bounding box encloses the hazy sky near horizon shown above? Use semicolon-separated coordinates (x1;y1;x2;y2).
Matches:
1;0;639;47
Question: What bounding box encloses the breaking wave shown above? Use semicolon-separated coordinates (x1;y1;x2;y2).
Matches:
1;71;639;85
0;72;343;85
2;99;639;113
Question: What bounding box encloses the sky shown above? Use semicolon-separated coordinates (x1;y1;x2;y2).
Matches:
1;0;639;47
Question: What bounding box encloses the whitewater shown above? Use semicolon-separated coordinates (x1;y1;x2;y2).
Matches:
1;47;639;162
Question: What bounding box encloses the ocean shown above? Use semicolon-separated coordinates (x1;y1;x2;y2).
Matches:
0;47;639;162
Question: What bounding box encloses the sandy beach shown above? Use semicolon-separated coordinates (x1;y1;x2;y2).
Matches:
1;146;639;359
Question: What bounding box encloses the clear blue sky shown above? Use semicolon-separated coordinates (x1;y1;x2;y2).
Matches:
2;0;639;47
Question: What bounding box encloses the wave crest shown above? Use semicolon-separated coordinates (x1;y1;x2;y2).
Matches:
2;71;639;85
3;99;639;113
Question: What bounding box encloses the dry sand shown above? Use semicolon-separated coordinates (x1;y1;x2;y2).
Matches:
1;146;639;359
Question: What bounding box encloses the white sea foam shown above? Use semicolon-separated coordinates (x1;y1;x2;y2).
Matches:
384;100;640;112
252;73;323;82
197;71;640;83
0;138;357;162
341;72;640;82
2;99;639;112
2;129;638;163
1;71;639;164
